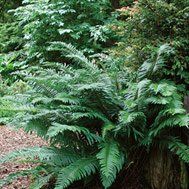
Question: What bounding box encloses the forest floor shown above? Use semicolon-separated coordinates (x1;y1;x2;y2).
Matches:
0;125;47;189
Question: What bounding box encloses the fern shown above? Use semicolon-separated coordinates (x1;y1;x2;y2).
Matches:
138;44;174;79
168;139;189;163
0;0;189;188
96;141;124;188
49;42;96;69
54;157;98;189
1;1;188;187
47;122;101;145
0;147;80;166
29;173;54;189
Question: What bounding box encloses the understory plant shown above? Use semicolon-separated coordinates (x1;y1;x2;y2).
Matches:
0;42;126;189
0;42;189;189
0;0;189;189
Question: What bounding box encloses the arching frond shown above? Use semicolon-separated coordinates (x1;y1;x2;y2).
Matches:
168;138;189;163
47;122;102;145
49;42;96;69
29;173;54;189
0;147;80;166
138;44;174;79
96;141;124;188
54;157;98;189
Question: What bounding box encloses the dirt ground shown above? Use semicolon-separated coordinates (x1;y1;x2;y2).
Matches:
0;125;47;189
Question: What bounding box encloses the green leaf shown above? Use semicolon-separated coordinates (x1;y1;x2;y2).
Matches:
102;123;115;138
96;141;124;188
47;122;101;145
168;139;189;163
55;157;98;189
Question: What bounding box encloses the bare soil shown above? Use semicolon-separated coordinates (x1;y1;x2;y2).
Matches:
0;125;47;189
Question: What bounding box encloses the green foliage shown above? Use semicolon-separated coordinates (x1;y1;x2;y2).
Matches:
0;0;22;22
2;41;188;189
0;42;125;188
0;0;24;84
115;0;189;80
55;157;97;189
0;52;26;83
0;0;189;188
12;0;115;63
97;141;124;188
168;138;189;163
0;22;22;53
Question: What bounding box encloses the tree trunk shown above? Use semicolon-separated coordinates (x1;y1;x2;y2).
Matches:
144;96;189;189
146;148;181;189
184;96;189;113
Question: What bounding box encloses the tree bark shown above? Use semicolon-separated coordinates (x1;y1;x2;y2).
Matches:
146;148;180;189
184;96;189;113
110;0;120;9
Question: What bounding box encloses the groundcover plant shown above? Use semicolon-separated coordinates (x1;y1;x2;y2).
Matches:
0;0;189;189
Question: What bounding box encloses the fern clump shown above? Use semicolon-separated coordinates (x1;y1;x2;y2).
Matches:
0;0;189;188
1;42;189;189
0;43;126;188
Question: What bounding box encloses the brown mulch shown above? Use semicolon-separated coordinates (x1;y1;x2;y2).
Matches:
0;125;47;189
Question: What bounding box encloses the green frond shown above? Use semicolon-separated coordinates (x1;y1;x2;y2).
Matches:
23;118;49;138
137;79;151;97
77;82;107;92
120;111;146;125
29;173;54;189
71;111;110;123
54;157;98;189
149;82;176;97
0;96;36;113
54;93;80;105
168;139;189;163
47;122;102;145
138;59;152;80
151;114;189;137
146;96;170;105
96;141;124;188
102;123;115;138
0;147;80;166
138;44;174;79
152;44;174;72
28;80;58;97
49;42;96;69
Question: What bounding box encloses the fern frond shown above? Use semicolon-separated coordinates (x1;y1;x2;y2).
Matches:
138;59;152;80
152;114;189;137
137;79;151;97
47;122;101;145
29;173;54;189
0;147;80;166
138;44;174;79
149;82;176;97
120;111;146;125
49;42;96;69
96;141;124;188
54;157;98;189
168;138;189;163
71;111;110;123
102;123;115;138
146;96;170;105
54;93;80;105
